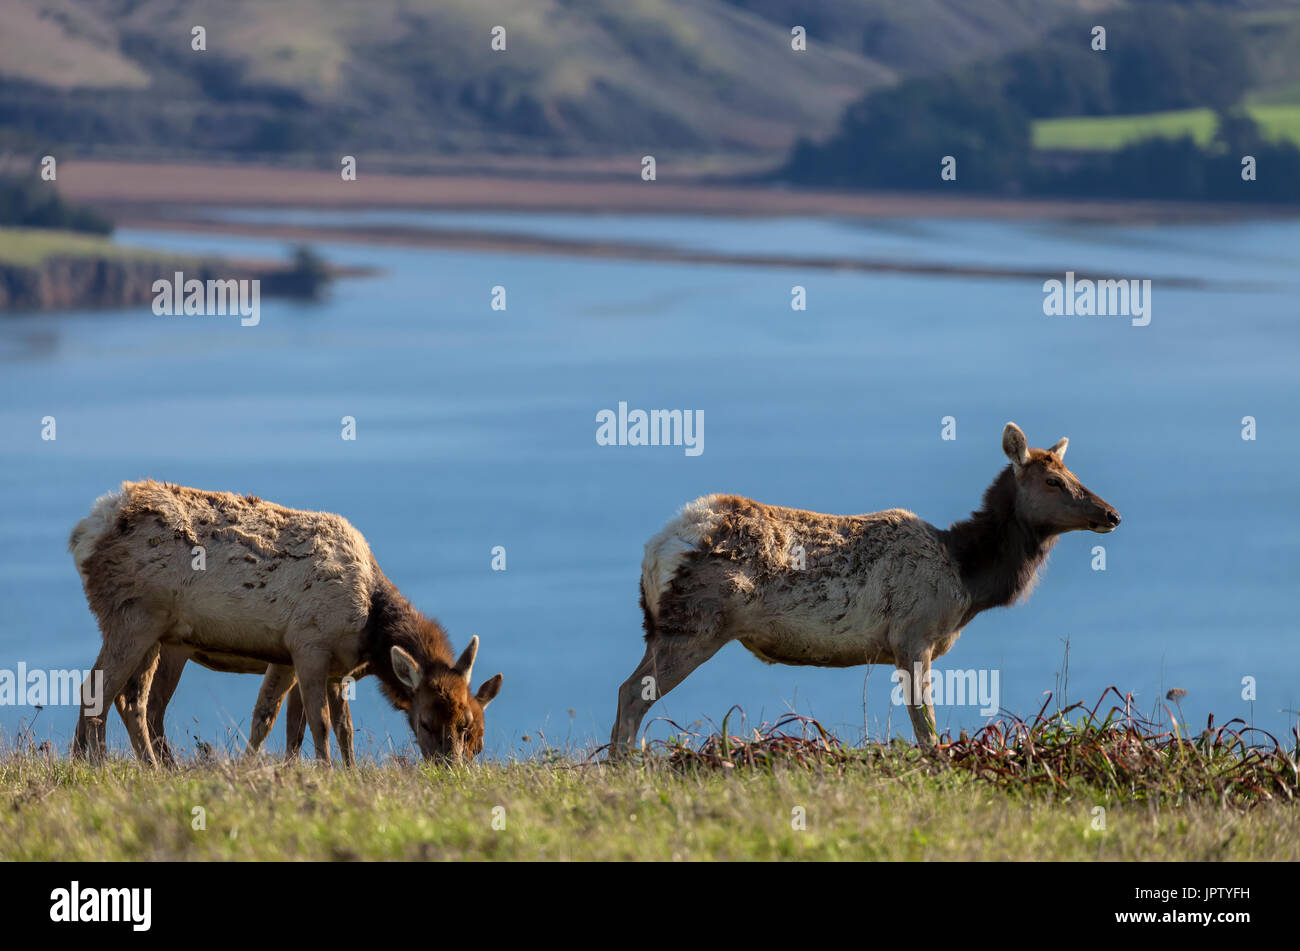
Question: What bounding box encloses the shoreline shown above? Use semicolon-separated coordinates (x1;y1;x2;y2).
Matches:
0;227;367;313
23;158;1293;300
113;216;1253;290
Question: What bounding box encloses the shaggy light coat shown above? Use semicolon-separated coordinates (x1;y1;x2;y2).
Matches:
611;423;1120;751
71;480;501;764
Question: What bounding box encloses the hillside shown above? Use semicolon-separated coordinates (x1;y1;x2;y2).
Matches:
0;0;1114;161
780;1;1300;202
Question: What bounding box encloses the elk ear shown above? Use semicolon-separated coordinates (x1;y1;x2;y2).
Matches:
1048;437;1068;460
1002;422;1030;469
390;646;422;691
453;635;479;684
475;673;503;709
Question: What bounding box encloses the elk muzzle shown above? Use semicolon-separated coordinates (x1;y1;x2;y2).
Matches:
1088;501;1122;533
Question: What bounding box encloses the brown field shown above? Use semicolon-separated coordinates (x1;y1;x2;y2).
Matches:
57;159;1281;224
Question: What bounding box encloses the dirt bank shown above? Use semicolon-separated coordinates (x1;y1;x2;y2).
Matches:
56;160;1287;223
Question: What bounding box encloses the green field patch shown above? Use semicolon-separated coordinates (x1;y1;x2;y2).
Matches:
1033;105;1300;151
0;228;190;268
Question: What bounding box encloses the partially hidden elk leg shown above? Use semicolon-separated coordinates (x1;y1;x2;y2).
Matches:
285;682;306;762
115;644;160;763
610;633;728;757
143;646;187;767
247;664;296;757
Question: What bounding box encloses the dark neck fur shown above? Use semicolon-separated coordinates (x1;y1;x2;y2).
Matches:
941;465;1057;625
362;575;455;710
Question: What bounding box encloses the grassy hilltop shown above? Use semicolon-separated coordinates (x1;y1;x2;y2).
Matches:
4;698;1297;861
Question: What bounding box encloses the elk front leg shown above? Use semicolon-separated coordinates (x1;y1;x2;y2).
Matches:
286;680;352;764
895;647;937;750
291;649;333;764
328;682;354;766
924;662;939;744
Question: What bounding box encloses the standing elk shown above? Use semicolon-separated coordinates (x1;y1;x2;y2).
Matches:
70;480;502;765
611;422;1120;753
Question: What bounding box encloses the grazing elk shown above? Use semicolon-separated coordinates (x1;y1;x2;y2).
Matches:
611;423;1120;753
70;480;502;765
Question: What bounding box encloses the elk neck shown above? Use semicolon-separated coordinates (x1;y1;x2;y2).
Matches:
362;575;455;709
940;465;1057;626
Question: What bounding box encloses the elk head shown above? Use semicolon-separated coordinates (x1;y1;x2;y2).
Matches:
391;636;503;763
1002;422;1121;536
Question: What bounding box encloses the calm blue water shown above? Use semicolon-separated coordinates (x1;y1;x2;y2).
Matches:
2;212;1297;759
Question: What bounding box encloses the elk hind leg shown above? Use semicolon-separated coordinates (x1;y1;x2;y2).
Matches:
75;609;169;765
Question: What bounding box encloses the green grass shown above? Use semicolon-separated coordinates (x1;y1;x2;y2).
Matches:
1032;105;1300;151
2;753;1295;861
0;227;183;268
3;694;1296;860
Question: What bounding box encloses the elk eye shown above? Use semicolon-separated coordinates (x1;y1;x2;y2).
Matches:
1045;478;1061;488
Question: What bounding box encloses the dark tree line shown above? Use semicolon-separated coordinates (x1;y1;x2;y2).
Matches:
0;177;112;234
781;4;1300;203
